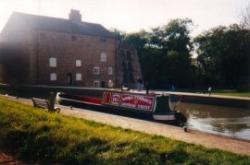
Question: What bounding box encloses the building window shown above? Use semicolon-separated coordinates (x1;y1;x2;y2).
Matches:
49;57;57;67
76;73;82;81
100;38;106;42
93;80;100;87
100;52;107;62
72;36;77;41
76;59;82;67
108;66;113;75
50;73;57;81
93;66;100;75
40;32;46;39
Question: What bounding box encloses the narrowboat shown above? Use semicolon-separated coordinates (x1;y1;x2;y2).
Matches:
57;88;183;122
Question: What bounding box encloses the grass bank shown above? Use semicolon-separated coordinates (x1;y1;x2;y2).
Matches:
212;91;250;98
177;89;250;98
0;96;249;164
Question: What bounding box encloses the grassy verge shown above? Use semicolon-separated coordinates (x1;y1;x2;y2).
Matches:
0;96;249;164
177;89;250;98
212;91;250;98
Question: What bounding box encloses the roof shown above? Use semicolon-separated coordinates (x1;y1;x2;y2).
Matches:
3;12;114;38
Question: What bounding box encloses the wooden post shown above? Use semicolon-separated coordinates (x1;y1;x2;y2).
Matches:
48;92;56;112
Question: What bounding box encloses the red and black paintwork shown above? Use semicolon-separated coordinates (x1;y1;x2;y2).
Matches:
0;84;185;122
57;93;102;106
57;89;177;121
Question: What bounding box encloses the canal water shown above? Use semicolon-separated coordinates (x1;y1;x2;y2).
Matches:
176;103;250;141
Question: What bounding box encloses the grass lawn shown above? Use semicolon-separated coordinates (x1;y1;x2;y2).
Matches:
0;96;250;164
212;91;250;98
177;89;250;98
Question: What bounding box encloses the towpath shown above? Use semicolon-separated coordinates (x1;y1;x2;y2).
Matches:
1;95;250;157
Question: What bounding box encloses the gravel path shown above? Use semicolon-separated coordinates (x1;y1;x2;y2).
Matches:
59;105;250;156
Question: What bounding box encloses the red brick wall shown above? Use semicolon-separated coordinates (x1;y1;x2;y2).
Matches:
36;30;117;87
0;29;142;88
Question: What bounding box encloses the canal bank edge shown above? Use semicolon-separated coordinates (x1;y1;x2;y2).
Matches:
169;92;250;108
1;94;250;156
1;83;249;109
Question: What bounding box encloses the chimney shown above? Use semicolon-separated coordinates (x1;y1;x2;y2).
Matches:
69;9;82;23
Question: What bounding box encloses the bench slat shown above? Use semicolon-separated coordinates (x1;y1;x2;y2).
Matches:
32;97;60;113
32;98;49;109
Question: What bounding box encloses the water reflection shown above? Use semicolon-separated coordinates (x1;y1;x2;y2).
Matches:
176;103;250;141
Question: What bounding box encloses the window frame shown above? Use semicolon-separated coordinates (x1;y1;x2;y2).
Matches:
108;66;113;75
75;59;82;67
49;57;57;67
50;73;57;81
100;52;107;62
76;73;82;81
93;80;100;87
93;66;100;75
71;35;77;41
100;38;106;42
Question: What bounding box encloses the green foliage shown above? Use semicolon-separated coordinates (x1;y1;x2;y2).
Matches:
194;25;250;89
240;3;250;29
124;19;194;89
0;96;250;164
123;18;249;91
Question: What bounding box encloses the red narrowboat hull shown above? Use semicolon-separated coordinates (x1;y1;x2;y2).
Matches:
57;89;177;121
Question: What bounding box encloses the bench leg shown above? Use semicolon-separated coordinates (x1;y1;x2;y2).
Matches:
48;92;57;112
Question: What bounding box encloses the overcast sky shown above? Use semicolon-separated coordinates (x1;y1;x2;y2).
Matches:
0;0;249;36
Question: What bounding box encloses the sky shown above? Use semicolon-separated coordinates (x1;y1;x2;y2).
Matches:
0;0;249;36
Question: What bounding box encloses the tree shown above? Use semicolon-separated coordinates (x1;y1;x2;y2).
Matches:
240;4;250;29
194;25;250;89
124;19;194;89
124;31;148;57
110;28;126;40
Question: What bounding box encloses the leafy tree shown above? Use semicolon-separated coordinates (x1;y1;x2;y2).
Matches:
240;4;250;29
194;25;250;89
124;19;194;89
110;28;126;40
124;31;148;57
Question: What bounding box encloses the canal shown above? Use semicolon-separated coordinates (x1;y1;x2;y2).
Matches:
176;103;250;141
1;86;250;141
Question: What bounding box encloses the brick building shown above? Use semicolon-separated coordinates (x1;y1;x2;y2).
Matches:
0;10;142;88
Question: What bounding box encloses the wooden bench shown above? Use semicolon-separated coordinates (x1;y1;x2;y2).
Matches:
32;97;60;113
